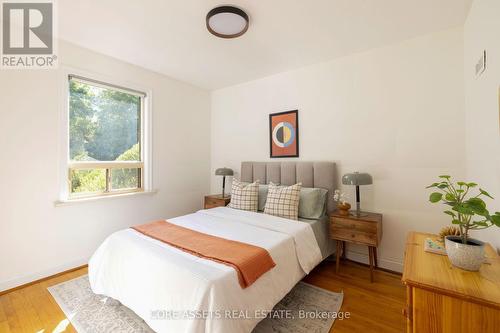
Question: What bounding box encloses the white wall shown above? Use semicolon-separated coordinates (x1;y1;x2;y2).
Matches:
0;41;211;291
211;27;465;272
464;0;500;250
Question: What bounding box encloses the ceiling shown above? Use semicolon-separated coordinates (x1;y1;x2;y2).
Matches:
58;0;472;90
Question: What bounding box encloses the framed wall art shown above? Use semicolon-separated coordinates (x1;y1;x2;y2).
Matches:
269;110;299;158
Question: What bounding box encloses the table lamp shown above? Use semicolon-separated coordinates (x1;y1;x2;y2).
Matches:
342;172;373;217
215;167;233;198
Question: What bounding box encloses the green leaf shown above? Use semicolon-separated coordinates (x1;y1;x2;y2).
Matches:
429;192;443;203
437;184;448;189
467;197;486;208
466;198;489;217
457;181;466;186
444;210;456;217
467;182;478;188
453;204;474;215
452;219;461;225
426;182;440;189
491;214;500;227
456;189;464;193
439;175;451;179
479;188;494;200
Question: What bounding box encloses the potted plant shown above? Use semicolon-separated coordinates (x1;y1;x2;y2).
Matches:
427;175;500;271
334;189;350;216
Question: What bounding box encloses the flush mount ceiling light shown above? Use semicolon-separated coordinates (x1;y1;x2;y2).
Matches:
206;6;249;38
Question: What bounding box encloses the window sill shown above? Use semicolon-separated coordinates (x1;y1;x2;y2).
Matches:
54;189;158;207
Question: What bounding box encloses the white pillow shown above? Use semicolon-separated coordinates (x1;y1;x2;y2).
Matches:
263;182;302;220
228;179;259;212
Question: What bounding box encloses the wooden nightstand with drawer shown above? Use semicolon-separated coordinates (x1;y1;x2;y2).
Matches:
329;211;383;282
204;195;231;209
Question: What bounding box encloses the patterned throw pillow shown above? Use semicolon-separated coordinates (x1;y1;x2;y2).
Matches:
264;182;302;220
228;179;259;212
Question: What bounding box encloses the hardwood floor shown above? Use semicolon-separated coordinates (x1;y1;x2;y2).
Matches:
304;260;406;333
0;260;405;332
0;267;86;333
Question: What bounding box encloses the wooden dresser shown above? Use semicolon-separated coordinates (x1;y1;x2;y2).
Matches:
402;232;500;333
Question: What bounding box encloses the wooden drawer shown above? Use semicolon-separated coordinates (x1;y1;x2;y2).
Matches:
204;203;220;209
332;217;378;233
204;195;230;209
205;197;222;207
330;224;378;246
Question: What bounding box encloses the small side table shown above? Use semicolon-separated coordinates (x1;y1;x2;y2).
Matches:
204;195;230;209
329;210;383;282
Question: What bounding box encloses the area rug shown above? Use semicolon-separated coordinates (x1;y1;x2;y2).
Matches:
48;275;343;333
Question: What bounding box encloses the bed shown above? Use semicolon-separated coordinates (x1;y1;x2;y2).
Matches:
89;161;336;333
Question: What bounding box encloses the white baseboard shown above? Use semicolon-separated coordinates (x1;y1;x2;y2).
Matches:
345;250;403;273
0;257;88;293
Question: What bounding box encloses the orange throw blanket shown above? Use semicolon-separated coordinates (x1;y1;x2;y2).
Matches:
131;220;276;288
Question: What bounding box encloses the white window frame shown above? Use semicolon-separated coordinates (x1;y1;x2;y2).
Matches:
58;68;153;202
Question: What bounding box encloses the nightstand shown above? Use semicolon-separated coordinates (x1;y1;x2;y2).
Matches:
329;210;383;282
204;195;231;209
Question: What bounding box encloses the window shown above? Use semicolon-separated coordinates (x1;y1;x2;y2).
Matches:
66;75;146;199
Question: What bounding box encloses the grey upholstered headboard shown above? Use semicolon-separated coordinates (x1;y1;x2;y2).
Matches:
240;161;337;213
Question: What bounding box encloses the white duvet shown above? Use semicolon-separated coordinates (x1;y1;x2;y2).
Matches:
89;207;322;333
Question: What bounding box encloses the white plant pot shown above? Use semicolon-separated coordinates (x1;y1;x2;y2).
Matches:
444;236;485;271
